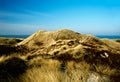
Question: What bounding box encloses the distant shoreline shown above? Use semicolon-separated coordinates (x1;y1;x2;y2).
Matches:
0;35;30;39
0;35;120;39
96;35;120;39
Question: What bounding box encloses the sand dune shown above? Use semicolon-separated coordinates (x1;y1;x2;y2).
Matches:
18;29;106;48
0;37;23;45
0;29;120;82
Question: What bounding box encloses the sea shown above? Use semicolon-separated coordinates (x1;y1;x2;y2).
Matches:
0;35;120;39
0;35;30;38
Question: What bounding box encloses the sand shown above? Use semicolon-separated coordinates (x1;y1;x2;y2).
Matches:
0;29;120;82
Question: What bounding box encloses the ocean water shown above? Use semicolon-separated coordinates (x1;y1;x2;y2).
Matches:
0;35;120;39
0;35;30;38
96;35;120;39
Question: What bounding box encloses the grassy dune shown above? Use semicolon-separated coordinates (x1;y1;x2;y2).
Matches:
0;37;23;45
0;29;120;82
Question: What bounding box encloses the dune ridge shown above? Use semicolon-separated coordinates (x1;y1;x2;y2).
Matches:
0;29;120;82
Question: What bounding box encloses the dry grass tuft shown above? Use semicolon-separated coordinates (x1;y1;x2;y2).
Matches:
0;56;28;82
0;29;120;82
0;37;23;45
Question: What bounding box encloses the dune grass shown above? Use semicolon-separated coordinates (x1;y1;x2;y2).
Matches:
0;54;118;82
0;29;120;82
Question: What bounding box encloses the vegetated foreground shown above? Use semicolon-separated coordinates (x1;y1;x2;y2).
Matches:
0;29;120;82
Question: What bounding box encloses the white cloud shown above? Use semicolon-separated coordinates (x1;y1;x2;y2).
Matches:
0;22;49;35
0;11;34;19
24;9;50;17
0;10;50;19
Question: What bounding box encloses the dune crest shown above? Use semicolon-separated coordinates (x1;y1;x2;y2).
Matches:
1;29;120;82
18;29;106;48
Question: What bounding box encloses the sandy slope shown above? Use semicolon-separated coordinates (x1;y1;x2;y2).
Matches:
0;29;120;82
18;29;105;48
0;37;23;45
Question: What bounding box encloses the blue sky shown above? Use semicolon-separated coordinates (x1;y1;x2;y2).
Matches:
0;0;120;35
